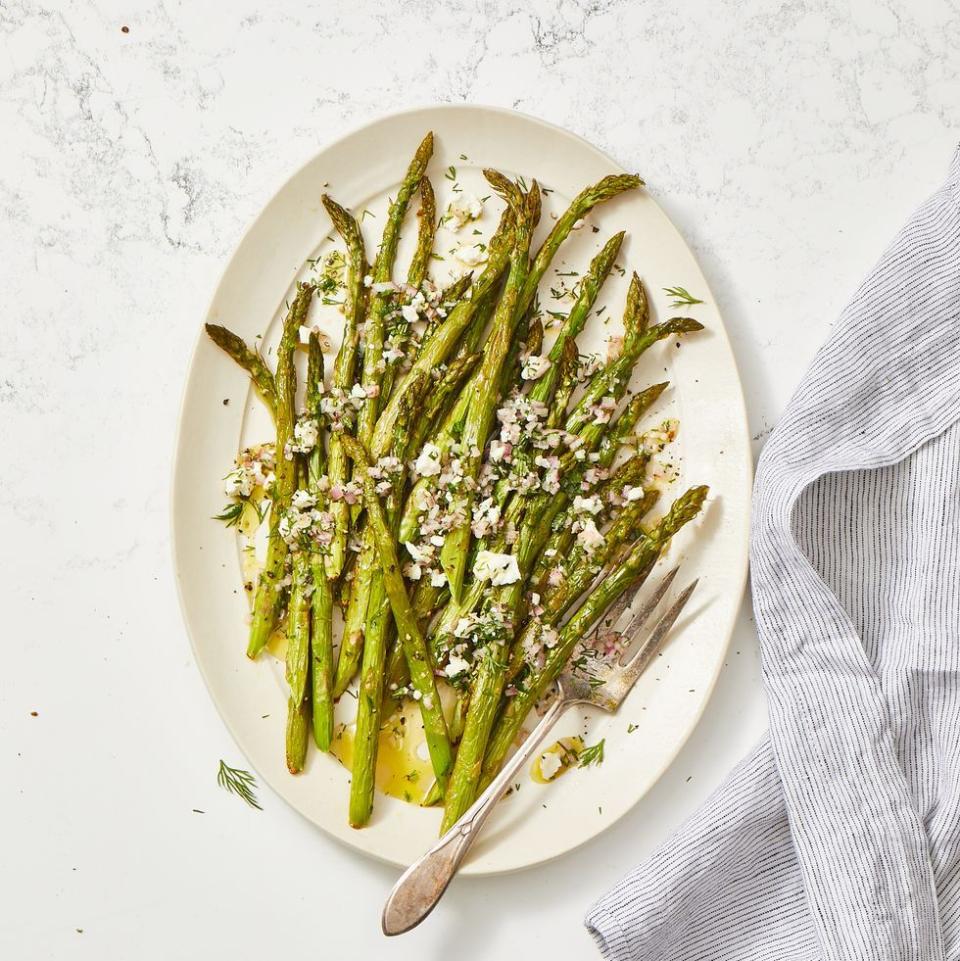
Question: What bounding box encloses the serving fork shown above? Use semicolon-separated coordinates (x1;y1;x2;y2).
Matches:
382;567;698;935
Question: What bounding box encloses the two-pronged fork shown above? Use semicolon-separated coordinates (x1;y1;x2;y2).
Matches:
381;567;698;935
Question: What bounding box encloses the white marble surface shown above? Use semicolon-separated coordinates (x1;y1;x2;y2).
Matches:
3;1;958;958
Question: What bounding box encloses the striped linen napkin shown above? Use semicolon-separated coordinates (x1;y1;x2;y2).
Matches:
586;148;960;961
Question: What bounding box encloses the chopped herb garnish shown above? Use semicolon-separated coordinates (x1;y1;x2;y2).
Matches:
578;738;605;768
217;760;262;810
213;501;245;527
445;165;457;181
663;286;704;307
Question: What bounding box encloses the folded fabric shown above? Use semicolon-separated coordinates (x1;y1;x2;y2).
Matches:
587;148;960;961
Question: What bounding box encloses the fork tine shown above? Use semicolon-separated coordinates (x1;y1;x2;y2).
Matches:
621;579;698;681
615;566;679;653
578;562;655;647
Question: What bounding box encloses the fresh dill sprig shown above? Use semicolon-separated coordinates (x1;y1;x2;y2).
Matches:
578;738;605;768
217;760;263;810
213;498;264;528
664;286;704;308
213;501;245;527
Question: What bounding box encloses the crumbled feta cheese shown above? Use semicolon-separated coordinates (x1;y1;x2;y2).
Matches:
576;519;606;553
471;497;501;539
401;303;420;324
488;439;512;463
363;274;373;287
445;653;471;678
224;468;254;498
445;194;484;230
290;488;316;511
623;484;646;502
414;442;443;478
430;569;448;588
404;541;431;565
539;751;562;779
573;494;603;515
289;417;320;454
473;550;521;586
520;354;551;381
453;243;488;267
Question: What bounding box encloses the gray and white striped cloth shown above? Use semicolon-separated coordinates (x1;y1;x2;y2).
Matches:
586;149;960;961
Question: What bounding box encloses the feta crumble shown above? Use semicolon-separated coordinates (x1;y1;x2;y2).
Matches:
445;194;484;230
414;442;443;478
473;550;521;586
520;354;551;381
453;243;488;267
539;751;562;780
445;653;471;679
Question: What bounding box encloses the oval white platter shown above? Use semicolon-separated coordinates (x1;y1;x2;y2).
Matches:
172;104;751;875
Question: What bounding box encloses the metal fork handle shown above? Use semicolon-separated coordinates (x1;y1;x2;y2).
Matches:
382;695;569;935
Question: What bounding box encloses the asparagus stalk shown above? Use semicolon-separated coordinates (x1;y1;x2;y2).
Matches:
349;565;393;827
204;324;277;416
479;486;708;793
247;282;315;658
380;177;438;405
321;195;367;582
356;132;434;447
519;174;643;314
407;176;437;290
565;318;702;435
371;207;515;458
285;691;310;775
343;436;453;791
285;549;311;773
407;352;481;456
305;335;335;751
544;338;581;430
535;230;624;402
287;335;334;763
347;387;428;827
333;529;375;698
439;174;540;601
